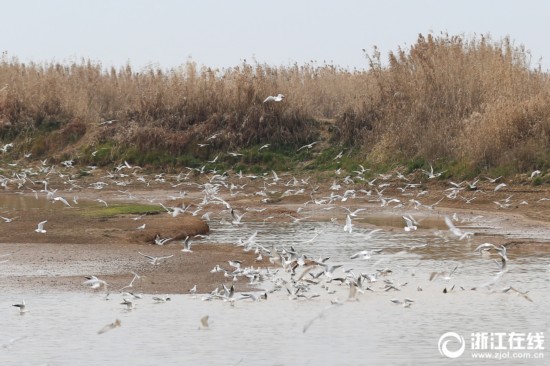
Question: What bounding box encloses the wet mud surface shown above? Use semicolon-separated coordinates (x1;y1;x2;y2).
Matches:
1;168;549;294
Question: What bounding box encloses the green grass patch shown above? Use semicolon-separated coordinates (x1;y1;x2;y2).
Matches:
304;147;364;173
441;160;480;180
405;157;426;174
84;141;117;166
36;118;63;133
223;144;302;173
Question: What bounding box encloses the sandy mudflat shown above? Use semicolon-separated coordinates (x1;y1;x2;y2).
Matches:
1;169;549;294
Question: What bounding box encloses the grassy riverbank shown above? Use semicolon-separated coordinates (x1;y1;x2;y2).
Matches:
1;33;550;179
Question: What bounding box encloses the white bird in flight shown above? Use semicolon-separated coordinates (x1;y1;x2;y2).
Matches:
53;196;72;208
230;209;245;225
474;242;499;254
96;198;109;207
138;252;174;265
343;214;353;233
350;250;372;260
302;302;343;333
35;220;47;233
154;235;173;246
444;216;472;240
120;298;135;310
0;216;18;223
429;265;458;282
485;175;502;183
118;271;140;292
12;300;27;314
402;215;418;231
530;170;541;178
83;275;108;289
153;296;171;303
228;260;242;269
99;119;117;125
199;315;210;330
263;94;284;103
494;183;507;192
422;164;446;179
343;207;366;217
297;141;319;152
181;236;193;253
207;154;219;164
98;319;121;334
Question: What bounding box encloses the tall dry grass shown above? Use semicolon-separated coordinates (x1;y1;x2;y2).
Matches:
1;33;549;174
0;58;338;157
335;33;550;173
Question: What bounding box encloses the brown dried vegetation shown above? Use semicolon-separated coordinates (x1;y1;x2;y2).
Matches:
1;33;550;174
335;34;550;173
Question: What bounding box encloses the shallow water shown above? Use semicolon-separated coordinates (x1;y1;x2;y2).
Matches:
1;198;550;365
3;285;546;366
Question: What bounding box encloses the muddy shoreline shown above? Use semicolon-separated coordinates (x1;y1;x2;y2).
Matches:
1;168;549;294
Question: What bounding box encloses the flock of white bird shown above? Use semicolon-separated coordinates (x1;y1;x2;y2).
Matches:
2;132;548;336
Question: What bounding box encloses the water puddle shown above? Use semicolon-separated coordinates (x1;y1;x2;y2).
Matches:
1;194;549;365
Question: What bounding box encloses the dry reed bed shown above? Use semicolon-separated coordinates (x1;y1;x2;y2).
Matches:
0;34;549;175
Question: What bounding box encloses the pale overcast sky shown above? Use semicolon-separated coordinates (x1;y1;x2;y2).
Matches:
1;0;549;71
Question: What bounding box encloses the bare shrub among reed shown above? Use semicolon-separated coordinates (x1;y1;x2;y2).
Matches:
336;33;550;173
460;93;550;170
